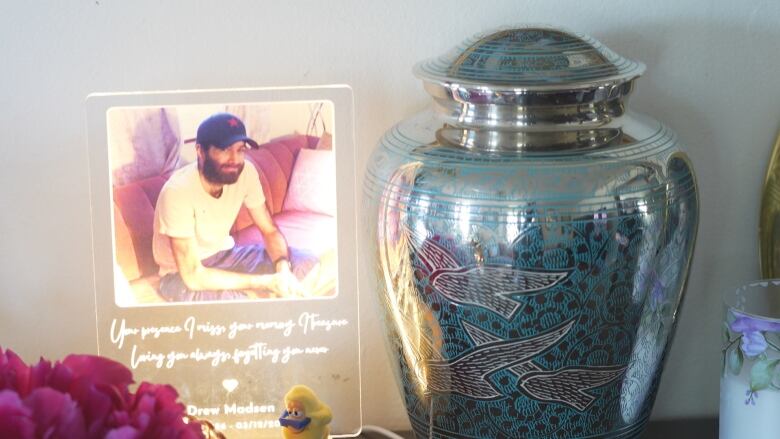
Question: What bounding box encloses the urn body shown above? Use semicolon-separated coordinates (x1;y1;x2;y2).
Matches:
363;27;698;438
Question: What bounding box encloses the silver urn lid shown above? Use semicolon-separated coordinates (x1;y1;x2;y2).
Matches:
414;26;647;151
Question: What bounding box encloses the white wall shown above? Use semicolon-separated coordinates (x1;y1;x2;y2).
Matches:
2;0;779;429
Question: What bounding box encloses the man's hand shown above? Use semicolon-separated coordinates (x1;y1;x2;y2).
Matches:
274;261;306;297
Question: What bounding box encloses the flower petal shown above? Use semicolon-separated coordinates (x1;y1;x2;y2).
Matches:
0;390;34;439
731;315;780;334
741;331;769;357
24;387;86;439
62;355;133;393
0;348;32;397
105;425;139;439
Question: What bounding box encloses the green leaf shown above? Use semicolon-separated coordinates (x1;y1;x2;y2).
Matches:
725;309;738;326
766;332;780;351
750;359;780;391
722;323;731;346
772;365;780;390
728;347;744;376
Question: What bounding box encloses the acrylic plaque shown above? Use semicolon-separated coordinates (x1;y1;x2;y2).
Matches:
86;86;360;438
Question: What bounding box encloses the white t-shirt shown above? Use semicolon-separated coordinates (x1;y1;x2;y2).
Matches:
152;161;265;276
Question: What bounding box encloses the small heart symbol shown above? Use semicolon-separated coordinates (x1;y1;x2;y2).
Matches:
222;379;239;393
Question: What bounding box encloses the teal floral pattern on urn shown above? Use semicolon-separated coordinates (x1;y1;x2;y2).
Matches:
364;26;698;438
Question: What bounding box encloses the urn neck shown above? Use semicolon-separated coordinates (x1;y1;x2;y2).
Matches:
414;26;645;152
425;80;636;152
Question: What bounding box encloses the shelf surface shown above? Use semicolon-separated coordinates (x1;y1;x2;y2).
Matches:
359;418;718;438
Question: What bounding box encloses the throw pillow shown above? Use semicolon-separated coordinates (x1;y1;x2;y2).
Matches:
282;149;336;217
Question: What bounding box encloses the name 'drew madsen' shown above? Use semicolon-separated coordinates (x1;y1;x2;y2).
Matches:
187;402;275;417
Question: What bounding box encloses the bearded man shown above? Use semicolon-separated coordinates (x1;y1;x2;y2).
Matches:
152;112;312;301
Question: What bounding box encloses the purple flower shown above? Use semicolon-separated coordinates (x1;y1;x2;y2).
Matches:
741;331;769;357
729;314;780;357
730;314;780;333
745;389;758;406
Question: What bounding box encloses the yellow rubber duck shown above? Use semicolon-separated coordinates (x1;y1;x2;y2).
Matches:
279;385;332;439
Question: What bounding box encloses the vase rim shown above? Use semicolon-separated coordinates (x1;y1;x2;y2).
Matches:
724;280;780;323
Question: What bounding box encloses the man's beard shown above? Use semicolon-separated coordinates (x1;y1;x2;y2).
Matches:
201;156;244;185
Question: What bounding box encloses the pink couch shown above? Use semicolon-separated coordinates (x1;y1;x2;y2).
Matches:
112;134;335;304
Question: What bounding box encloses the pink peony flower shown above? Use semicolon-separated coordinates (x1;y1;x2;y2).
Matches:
25;387;86;438
0;349;31;397
0;390;34;438
127;383;202;439
0;347;205;439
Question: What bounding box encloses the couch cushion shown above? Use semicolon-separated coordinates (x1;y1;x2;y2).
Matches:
245;149;287;215
272;134;320;171
243;134;319;216
283;149;336;217
113;175;168;279
233;210;336;256
263;142;295;185
113;204;140;281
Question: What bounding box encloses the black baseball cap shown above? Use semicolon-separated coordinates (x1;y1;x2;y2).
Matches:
193;112;259;149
